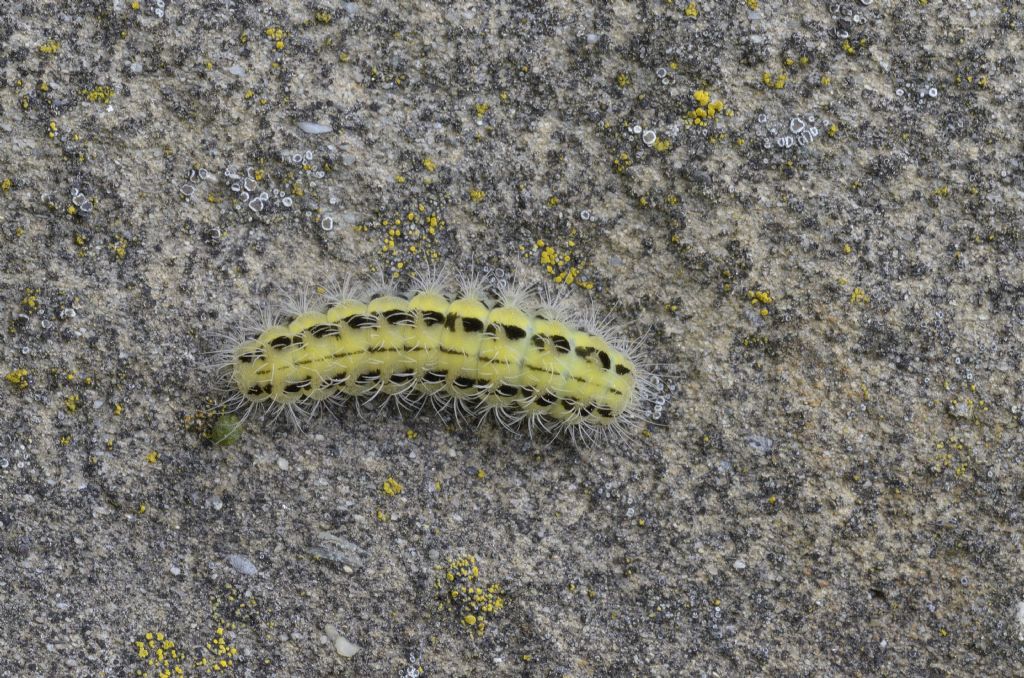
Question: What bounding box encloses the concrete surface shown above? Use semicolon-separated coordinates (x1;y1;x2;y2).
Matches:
1;1;1022;675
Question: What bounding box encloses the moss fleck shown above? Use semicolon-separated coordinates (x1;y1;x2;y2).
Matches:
209;414;242;446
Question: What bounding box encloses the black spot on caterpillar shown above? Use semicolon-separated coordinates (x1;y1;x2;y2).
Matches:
309;323;341;338
383;310;415;326
344;314;377;329
503;324;527;340
496;384;519;398
238;348;264;363
422;311;445;326
283;379;311;393
355;371;381;386
269;335;300;350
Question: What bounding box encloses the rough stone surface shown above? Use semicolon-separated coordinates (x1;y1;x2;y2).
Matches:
1;2;1022;676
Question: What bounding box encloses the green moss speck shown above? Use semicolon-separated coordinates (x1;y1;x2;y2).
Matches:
209;414;242;446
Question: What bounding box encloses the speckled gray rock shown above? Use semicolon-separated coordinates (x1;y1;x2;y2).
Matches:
1;1;1022;676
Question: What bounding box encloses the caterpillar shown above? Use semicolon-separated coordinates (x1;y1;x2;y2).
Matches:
218;270;654;444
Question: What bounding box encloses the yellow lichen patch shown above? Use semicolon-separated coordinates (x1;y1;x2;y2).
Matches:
111;236;128;260
532;238;592;288
314;9;332;23
747;289;774;316
65;394;81;412
382;476;403;496
357;207;447;273
612;151;633;173
761;71;787;89
132;630;186;677
616;73;631;88
265;26;286;50
5;369;30;390
742;334;770;350
132;618;244;677
38;40;60;54
83;85;115;104
931;436;971;477
435;555;505;637
1;177;11;192
200;626;239;672
422;157;437;172
684;1;699;17
849;287;869;304
468;188;485;202
686;89;727;126
21;288;40;313
943;382;990;424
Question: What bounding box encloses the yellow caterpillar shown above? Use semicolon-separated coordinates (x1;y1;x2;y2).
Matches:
221;272;653;443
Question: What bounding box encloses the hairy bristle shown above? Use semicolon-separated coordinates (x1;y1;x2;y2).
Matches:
409;264;453;296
